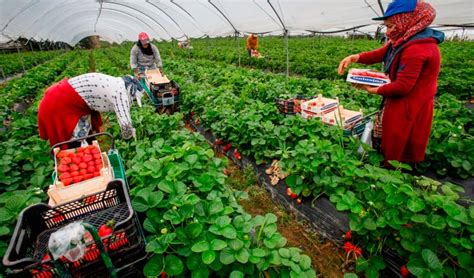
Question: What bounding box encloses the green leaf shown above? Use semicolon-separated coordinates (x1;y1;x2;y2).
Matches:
164;255;184;275
426;214;446;230
186;154;199;165
252;248;266;257
235;248;249;264
186;223;204;239
422;249;442;270
191;268;209;278
407;198;426;213
192;241;210;252
210;239;227;251
279;248;291;258
144;254;163;277
229;239;244;251
230;270;244;278
202;250;216;265
411;214;427;223
299;255;311;270
0;226;10;236
222;225;237;239
219;248;235;265
269;250;282;265
462;160;472;171
344;274;358;278
363;217;377;230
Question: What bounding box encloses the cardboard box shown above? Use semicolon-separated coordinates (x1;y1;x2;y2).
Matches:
301;94;339;117
146;69;170;85
322;106;363;129
346;69;390;87
47;141;113;206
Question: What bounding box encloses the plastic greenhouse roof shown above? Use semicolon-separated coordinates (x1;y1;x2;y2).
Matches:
1;0;473;45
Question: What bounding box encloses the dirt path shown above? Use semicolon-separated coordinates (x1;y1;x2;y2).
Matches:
224;162;348;278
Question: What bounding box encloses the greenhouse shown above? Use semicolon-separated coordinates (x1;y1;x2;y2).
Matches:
0;0;473;277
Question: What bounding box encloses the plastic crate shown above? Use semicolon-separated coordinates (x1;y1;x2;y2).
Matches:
3;180;145;276
275;95;312;115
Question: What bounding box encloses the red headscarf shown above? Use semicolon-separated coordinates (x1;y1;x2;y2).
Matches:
386;1;436;48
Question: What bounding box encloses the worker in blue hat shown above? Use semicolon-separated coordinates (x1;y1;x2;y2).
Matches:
337;0;445;167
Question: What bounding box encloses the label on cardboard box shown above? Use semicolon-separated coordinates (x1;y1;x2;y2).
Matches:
301;94;339;117
346;69;390;87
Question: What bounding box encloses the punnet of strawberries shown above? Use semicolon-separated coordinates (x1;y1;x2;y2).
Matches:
56;145;103;186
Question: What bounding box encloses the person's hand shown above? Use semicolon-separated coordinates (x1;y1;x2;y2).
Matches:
353;83;379;94
338;54;360;75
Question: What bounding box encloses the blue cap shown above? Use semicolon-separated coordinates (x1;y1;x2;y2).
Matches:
372;0;417;20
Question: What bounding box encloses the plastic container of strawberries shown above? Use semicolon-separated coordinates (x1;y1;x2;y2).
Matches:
3;179;146;277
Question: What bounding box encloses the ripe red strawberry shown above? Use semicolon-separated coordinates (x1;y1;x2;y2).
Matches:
93;171;100;177
343;242;362;257
233;149;241;160
91;148;100;154
84;195;96;204
99;220;115;241
52;212;65;223
82;246;100;262
79;162;88;169
95;159;103;165
73;176;83;183
222;143;232;152
86;165;95;173
69;164;79;172
400;265;409;277
88;161;95;166
72;157;82;165
84;173;94;180
70;171;79;177
83;155;93;162
93;153;101;159
345;230;352;241
59;173;71;181
63;178;73;186
61;157;72;164
58;164;70;173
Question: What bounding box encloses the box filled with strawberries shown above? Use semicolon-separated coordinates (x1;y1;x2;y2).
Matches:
48;141;113;205
346;68;391;87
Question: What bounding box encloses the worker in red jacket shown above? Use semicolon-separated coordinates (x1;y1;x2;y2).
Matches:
338;0;444;166
38;73;144;147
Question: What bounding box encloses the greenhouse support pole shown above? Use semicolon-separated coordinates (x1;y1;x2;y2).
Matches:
285;29;289;77
235;31;241;67
16;43;26;73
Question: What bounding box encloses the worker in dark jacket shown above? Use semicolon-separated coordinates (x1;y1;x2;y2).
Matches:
130;32;163;77
338;0;444;165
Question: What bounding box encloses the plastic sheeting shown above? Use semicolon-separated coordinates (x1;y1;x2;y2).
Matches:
0;0;472;45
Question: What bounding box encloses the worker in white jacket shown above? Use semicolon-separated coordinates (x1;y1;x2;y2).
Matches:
130;32;163;77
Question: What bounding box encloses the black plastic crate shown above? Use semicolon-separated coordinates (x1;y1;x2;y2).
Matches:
275;95;312;115
3;180;146;276
150;80;180;108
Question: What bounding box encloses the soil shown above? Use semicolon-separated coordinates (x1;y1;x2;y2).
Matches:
224;162;348;278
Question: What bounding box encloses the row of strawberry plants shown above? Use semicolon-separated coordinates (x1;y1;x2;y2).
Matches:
92;50;319;277
157;37;474;100
0;49;67;77
156;56;472;179
154;56;473;277
0;50;80;121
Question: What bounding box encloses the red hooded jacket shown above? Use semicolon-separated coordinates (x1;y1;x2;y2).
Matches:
38;79;102;147
358;32;442;163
